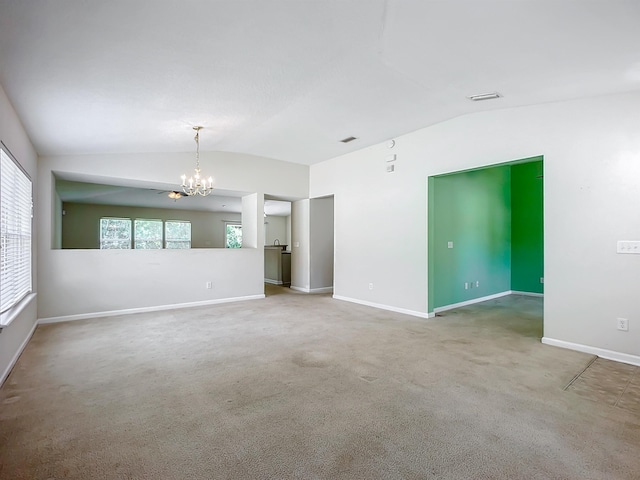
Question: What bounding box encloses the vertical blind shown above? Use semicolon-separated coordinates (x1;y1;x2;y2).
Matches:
0;147;32;314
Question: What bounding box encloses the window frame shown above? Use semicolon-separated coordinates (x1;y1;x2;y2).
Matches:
99;217;193;249
99;217;132;249
165;220;191;249
0;144;33;316
134;218;163;249
224;221;242;248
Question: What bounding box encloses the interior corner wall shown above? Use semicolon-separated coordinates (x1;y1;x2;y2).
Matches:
291;199;310;290
511;159;544;293
0;84;39;384
309;197;334;290
53;191;62;249
310;91;640;359
430;166;512;309
285;215;292;250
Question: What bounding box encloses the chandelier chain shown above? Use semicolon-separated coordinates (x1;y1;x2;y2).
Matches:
180;126;213;196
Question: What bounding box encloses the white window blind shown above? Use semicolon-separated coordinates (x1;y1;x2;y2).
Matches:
1;147;32;314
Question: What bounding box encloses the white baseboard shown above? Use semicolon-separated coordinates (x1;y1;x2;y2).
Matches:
332;295;432;319
542;337;640;367
1;320;38;387
433;291;512;314
38;294;265;325
511;290;544;298
310;287;333;294
291;286;332;294
264;279;283;285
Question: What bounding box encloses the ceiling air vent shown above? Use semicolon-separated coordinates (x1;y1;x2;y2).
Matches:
340;136;358;143
467;92;501;101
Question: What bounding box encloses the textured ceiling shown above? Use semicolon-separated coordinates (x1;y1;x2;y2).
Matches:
1;1;640;165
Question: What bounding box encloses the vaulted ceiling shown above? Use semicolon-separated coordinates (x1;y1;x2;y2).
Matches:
2;0;640;165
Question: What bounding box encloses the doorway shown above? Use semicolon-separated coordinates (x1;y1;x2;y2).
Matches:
263;197;292;294
428;156;544;314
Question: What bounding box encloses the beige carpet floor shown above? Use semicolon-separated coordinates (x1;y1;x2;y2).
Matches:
1;287;639;479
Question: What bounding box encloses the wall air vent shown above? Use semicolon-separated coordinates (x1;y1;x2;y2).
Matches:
340;136;358;143
467;92;501;101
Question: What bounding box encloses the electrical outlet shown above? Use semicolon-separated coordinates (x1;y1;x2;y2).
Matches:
540;277;544;284
464;282;469;290
447;241;454;249
206;281;212;289
617;318;629;331
369;283;374;290
476;281;479;288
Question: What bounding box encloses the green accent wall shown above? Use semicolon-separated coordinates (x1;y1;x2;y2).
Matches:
430;166;513;309
511;160;544;293
428;157;544;311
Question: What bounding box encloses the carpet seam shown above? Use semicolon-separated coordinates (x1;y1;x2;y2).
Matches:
562;355;598;391
613;364;638;407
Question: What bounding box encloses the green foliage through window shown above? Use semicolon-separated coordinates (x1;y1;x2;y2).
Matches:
225;224;242;248
100;218;192;249
100;218;132;249
165;221;191;249
134;219;163;249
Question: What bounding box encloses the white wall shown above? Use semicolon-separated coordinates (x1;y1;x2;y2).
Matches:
309;197;334;290
39;248;264;320
291;199;310;291
0;84;39;384
265;215;287;246
311;91;640;361
241;193;261;249
38;152;307;319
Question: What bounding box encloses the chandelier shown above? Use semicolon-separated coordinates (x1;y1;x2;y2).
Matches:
181;126;213;196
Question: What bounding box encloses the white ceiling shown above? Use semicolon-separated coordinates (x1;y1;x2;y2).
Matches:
2;1;640;165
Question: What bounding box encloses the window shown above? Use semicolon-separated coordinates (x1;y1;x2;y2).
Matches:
165;221;191;249
225;223;242;248
134;219;162;249
1;146;32;314
99;218;192;249
100;218;131;249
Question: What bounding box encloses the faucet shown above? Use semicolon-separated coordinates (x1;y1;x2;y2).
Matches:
273;239;280;245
